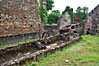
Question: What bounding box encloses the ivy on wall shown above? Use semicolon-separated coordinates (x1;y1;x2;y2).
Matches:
38;0;54;25
38;0;48;24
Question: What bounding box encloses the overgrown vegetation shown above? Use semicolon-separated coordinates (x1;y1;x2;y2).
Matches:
75;6;89;20
48;10;61;24
38;0;47;24
29;35;99;66
38;0;54;24
62;6;89;23
38;1;89;25
38;0;60;25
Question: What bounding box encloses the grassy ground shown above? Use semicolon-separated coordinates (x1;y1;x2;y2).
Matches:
29;35;99;66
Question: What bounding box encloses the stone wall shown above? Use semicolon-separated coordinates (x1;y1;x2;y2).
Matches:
91;4;99;34
58;12;71;30
0;32;39;45
44;25;58;36
85;4;99;34
85;15;93;33
0;0;42;37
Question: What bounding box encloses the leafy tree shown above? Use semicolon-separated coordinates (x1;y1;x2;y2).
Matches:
76;6;82;13
83;7;89;19
38;0;54;24
75;6;82;19
48;10;61;24
62;6;70;14
75;6;88;20
46;0;54;11
38;0;47;24
83;7;88;14
52;10;60;13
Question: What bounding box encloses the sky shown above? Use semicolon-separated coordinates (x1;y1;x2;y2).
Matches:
53;0;99;13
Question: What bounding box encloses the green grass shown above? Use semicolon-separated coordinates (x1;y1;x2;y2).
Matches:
29;35;99;66
0;38;39;49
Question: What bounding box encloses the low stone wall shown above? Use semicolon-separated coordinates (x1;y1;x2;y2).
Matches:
44;25;59;36
0;33;71;64
44;25;58;30
0;36;81;66
0;32;39;45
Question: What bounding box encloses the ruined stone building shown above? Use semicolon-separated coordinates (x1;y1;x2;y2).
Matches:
58;12;71;30
0;0;43;37
85;15;93;33
85;4;99;34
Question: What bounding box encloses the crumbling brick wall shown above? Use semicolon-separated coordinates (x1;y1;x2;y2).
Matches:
0;0;42;37
58;12;71;30
85;4;99;34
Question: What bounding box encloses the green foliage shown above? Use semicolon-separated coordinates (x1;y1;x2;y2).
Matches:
62;6;74;23
62;6;89;23
48;10;61;24
75;6;89;20
46;0;54;11
62;6;70;14
29;35;99;66
38;0;48;24
29;62;38;66
38;0;54;24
